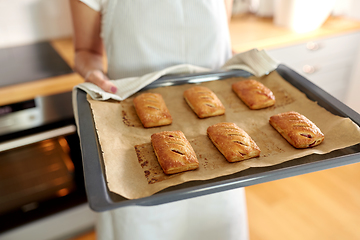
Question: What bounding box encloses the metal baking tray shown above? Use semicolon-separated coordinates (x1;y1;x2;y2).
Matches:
75;64;360;212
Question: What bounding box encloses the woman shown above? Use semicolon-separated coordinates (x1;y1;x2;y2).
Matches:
70;1;249;239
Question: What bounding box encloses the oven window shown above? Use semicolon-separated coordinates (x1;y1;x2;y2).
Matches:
0;133;87;233
0;137;77;215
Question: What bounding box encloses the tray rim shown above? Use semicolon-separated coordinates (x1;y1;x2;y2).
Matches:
75;65;360;212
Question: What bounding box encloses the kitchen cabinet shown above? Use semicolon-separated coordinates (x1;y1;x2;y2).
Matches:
266;31;360;102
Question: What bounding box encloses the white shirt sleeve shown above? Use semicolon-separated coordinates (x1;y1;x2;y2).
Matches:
79;0;106;12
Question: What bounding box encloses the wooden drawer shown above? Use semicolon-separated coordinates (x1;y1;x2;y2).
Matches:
266;31;360;101
285;57;353;101
307;67;352;101
285;51;354;74
267;32;360;65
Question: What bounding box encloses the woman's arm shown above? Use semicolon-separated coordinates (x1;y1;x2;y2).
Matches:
69;0;117;93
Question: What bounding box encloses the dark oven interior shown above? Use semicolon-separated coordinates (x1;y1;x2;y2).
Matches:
0;92;87;233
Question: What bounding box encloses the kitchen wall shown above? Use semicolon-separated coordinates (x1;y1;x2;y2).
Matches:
333;0;360;19
234;0;360;19
2;0;360;49
0;0;73;48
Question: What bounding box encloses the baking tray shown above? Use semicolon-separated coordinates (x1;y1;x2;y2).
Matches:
75;64;360;212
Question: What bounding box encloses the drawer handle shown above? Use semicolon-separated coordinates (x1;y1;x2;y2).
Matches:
0;125;76;152
306;41;321;51
302;65;318;74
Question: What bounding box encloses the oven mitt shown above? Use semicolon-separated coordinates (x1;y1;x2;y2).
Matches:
73;48;279;102
221;48;279;77
74;64;209;102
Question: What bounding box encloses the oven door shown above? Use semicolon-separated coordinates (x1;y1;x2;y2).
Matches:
0;124;88;233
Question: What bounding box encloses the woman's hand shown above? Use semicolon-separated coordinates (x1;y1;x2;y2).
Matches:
73;50;118;94
84;70;117;93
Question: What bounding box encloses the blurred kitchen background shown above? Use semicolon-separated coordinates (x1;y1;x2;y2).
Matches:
2;0;360;47
1;0;360;240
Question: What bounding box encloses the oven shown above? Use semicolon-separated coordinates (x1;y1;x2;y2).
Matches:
0;91;95;240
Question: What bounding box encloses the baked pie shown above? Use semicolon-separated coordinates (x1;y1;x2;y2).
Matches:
133;93;172;128
183;86;225;118
232;79;275;109
151;130;199;174
207;122;261;162
269;111;324;148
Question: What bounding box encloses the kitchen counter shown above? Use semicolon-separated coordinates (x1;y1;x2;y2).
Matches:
229;14;360;52
1;13;360;106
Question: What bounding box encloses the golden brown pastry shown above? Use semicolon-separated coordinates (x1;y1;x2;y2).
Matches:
151;130;199;174
207;122;261;162
133;93;172;128
183;86;225;118
232;79;275;109
269;111;324;148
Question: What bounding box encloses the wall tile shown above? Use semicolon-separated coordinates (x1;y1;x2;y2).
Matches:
0;0;73;48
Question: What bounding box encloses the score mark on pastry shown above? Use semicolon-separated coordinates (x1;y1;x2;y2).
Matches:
183;86;225;118
151;131;199;175
133;93;173;128
134;131;199;184
269;111;325;148
207;122;261;162
232;79;275;110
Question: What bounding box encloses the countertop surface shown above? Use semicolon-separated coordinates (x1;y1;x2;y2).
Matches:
1;14;360;106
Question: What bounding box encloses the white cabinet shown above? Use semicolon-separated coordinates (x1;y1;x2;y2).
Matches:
266;31;360;102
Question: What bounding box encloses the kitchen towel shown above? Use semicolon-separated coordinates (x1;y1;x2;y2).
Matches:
73;48;279;102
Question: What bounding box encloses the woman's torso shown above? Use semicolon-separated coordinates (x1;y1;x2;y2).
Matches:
100;0;232;79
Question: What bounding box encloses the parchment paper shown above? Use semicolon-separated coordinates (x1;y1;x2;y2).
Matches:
88;71;360;199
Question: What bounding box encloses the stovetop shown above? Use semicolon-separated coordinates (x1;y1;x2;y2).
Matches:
0;41;73;88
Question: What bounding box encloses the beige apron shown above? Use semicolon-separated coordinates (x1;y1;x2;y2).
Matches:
102;0;232;79
93;0;249;239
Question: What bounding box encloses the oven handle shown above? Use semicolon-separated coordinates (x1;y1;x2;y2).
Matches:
0;125;77;152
